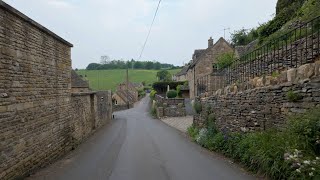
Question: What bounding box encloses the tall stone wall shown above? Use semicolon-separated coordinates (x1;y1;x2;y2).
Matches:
70;91;112;145
0;2;112;179
70;93;95;144
0;2;73;179
194;61;320;132
95;91;112;127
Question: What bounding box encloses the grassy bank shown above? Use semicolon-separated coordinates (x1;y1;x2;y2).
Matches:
188;108;320;179
76;69;181;91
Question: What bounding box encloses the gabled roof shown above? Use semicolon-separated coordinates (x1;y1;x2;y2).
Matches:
119;82;142;90
114;90;135;104
190;37;233;68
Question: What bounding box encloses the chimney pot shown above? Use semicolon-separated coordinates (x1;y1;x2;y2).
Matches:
208;37;214;48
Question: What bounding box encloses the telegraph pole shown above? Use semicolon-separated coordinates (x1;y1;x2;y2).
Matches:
126;68;129;109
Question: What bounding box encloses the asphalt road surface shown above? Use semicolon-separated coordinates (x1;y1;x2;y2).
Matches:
28;96;255;180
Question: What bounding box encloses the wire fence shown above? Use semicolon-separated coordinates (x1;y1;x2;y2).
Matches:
197;16;320;96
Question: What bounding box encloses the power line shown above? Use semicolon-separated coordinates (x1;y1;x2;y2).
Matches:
138;0;162;61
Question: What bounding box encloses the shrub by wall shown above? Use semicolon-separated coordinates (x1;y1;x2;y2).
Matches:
188;108;320;179
166;90;177;98
152;81;186;93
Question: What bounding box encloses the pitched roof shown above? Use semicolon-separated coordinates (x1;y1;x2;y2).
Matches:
176;65;190;76
119;82;142;90
115;90;135;104
71;70;89;88
189;49;206;67
190;37;233;68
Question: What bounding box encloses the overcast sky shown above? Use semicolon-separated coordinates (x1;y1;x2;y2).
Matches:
4;0;277;69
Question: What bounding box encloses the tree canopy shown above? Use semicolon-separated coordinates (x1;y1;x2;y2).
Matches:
85;59;179;70
156;70;171;82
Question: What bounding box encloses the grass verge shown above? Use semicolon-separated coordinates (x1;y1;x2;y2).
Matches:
188;108;320;179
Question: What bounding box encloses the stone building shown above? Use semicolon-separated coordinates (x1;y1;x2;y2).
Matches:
116;82;140;102
71;70;90;93
187;37;234;99
0;2;112;179
175;65;189;82
112;90;135;106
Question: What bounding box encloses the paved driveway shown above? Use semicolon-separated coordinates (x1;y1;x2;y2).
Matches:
28;96;255;180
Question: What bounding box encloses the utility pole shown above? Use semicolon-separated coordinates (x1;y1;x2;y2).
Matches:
126;68;129;109
131;59;134;70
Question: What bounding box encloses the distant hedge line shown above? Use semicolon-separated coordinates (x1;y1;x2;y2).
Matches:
86;60;180;70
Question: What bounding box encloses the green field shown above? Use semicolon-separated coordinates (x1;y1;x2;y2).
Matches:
76;69;181;91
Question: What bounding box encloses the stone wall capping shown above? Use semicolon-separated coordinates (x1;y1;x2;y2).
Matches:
0;1;73;47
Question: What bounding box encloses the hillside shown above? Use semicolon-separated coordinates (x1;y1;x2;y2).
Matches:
231;0;320;48
259;0;320;44
76;69;181;91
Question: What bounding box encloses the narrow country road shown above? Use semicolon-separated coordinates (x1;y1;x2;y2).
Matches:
28;96;255;180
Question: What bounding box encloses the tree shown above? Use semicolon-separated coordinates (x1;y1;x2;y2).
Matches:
100;55;110;65
134;61;143;69
156;70;171;81
145;61;154;70
215;52;235;69
86;63;101;70
154;62;161;70
231;28;258;46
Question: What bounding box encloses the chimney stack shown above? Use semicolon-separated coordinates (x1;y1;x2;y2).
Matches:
208;37;214;48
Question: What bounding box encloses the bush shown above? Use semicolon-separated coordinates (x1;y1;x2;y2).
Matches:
193;101;202;114
215;52;235;69
166;90;177;98
176;85;182;97
152;81;185;92
150;106;157;117
287;90;303;102
231;28;259;46
138;88;146;98
150;90;157;100
187;125;199;141
187;107;320;179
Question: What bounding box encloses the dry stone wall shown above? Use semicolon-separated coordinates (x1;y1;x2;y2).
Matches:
154;96;186;118
195;61;320;132
0;2;112;179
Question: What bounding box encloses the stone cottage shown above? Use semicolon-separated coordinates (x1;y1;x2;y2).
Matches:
187;37;234;99
116;82;140;102
112;90;133;105
175;65;190;82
